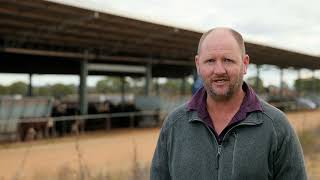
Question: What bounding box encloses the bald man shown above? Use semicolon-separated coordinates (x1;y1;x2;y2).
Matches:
150;27;307;180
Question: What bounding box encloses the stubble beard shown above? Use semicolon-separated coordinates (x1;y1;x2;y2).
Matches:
203;73;244;101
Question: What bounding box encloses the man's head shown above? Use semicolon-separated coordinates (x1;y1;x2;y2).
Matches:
195;27;249;101
197;28;246;57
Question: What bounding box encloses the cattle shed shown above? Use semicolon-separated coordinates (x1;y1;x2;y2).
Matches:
1;0;320;114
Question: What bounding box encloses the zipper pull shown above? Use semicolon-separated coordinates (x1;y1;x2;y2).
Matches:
216;145;222;169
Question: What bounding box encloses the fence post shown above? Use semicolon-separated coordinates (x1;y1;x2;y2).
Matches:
105;117;111;130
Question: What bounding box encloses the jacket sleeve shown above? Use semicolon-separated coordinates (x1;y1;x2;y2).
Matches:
273;115;307;180
150;127;171;180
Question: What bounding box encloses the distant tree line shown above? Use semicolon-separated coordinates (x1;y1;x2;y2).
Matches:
294;78;320;95
1;76;318;98
246;77;320;95
0;76;193;98
0;81;77;98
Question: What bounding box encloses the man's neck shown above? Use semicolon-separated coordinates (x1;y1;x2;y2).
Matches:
206;89;246;135
206;89;245;115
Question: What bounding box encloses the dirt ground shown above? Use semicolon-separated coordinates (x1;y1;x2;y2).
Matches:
0;110;320;179
0;128;159;179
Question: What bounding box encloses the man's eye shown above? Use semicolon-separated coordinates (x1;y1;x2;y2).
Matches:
224;58;233;63
206;59;214;63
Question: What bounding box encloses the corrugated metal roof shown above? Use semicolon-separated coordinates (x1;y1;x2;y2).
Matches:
0;0;319;78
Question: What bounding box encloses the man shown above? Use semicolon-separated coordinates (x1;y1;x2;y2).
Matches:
151;27;307;180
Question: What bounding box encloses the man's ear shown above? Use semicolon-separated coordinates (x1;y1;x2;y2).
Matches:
195;55;200;74
243;54;250;74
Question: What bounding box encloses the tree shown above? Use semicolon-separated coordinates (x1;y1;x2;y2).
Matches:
294;78;320;95
0;85;9;95
8;81;28;95
34;86;51;96
160;78;192;95
130;77;145;95
96;76;128;94
96;78;110;93
50;83;76;98
246;76;265;94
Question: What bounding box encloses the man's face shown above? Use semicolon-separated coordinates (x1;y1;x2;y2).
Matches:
195;30;249;101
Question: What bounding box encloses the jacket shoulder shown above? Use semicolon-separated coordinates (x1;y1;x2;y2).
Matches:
259;99;287;122
161;103;188;131
259;99;296;139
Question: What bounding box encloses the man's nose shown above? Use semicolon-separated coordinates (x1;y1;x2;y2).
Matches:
213;61;226;74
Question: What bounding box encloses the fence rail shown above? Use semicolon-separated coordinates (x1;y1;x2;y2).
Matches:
0;110;168;141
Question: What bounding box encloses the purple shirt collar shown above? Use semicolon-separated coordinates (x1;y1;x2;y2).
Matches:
187;82;263;140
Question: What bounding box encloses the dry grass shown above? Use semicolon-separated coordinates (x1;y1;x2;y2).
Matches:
11;143;33;180
299;126;320;180
287;110;320;179
5;139;150;180
1;110;320;179
26;141;150;180
0;128;157;180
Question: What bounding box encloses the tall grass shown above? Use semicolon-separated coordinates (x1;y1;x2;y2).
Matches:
25;127;319;180
74;132;91;180
26;135;150;180
12;142;33;180
7;124;318;180
299;126;320;180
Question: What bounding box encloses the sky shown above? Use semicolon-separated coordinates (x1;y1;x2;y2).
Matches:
1;0;319;87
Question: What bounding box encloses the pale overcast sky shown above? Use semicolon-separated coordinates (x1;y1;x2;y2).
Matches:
1;0;319;87
49;0;320;55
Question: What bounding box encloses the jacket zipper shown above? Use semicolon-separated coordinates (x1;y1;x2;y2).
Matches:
194;120;258;179
216;123;255;180
216;145;222;169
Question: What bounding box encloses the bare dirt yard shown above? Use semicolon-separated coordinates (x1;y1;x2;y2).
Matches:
0;110;319;179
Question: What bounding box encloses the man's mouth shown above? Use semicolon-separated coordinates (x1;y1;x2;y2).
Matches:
212;78;229;84
214;79;227;83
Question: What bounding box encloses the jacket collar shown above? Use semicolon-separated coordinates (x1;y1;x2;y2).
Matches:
188;108;264;125
187;82;263;126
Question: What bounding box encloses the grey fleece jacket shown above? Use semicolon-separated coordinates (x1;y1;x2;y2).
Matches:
150;100;307;180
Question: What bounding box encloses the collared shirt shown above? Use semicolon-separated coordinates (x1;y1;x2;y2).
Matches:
187;82;263;143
